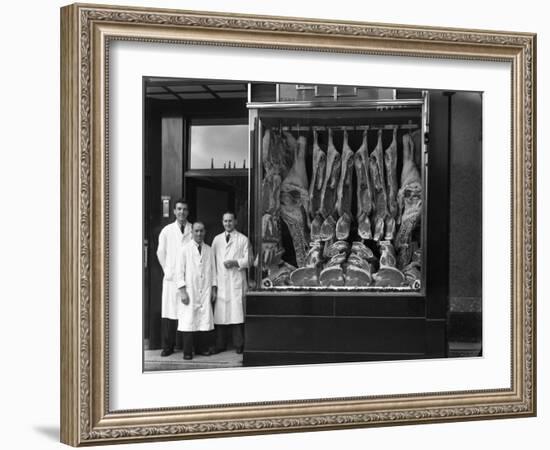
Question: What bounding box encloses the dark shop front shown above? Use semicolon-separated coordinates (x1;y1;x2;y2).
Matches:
144;78;482;368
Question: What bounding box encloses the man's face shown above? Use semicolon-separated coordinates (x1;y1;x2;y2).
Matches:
174;202;189;223
192;223;205;243
222;213;236;233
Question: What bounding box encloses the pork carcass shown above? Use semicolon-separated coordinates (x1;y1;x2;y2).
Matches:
335;129;354;240
395;133;423;268
289;241;323;286
373;241;406;287
308;129;326;220
319;128;341;240
280;132;310;267
384;127;398;240
369;129;389;241
354;130;374;240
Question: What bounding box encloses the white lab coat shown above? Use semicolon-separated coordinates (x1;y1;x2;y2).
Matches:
211;230;251;325
156;221;192;319
175;240;216;332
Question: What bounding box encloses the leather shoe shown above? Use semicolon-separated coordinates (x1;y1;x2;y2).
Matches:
160;349;174;357
235;346;244;354
183;353;193;360
197;350;211;356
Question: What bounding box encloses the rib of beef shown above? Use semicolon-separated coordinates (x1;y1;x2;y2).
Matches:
324;240;350;258
344;242;374;286
373;241;406;287
319;252;346;287
289;241;323;286
350;241;374;260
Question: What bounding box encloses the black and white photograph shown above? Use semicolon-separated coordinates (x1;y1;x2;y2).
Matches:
143;79;482;371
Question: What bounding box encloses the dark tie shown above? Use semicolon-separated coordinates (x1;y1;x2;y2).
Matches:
179;223;184;234
225;233;230;243
198;244;202;254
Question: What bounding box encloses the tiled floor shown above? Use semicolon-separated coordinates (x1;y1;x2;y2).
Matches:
144;348;243;371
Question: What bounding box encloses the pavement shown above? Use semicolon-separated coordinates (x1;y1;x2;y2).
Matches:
144;348;243;371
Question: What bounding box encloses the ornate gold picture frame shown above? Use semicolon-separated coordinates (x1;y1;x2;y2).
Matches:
60;3;536;446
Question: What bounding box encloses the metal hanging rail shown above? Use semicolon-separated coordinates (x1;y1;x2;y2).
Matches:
280;124;419;132
246;98;424;110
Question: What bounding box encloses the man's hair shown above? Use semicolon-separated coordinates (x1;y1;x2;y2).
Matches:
222;211;236;220
192;221;205;230
173;198;188;209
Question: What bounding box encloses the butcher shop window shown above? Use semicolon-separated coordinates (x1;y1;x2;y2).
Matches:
252;104;426;292
189;123;249;169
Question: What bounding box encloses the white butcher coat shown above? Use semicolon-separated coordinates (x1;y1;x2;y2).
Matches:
211;230;251;325
175;240;217;332
156;221;192;319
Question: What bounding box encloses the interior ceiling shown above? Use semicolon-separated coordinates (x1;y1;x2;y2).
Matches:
145;78;248;101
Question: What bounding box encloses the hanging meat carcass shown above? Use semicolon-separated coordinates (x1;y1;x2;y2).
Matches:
395;133;423;268
319;128;341;241
308;129;326;220
261;128;282;216
261;128;284;273
372;241;406;287
384;127;399;240
354;130;374;240
280;132;310;267
369;129;389;241
335;129;354;240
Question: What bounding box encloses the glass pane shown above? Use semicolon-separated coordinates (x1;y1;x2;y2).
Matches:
189;124;248;169
161;117;183;204
257;107;424;292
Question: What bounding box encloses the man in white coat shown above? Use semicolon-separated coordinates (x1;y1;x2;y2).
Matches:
211;212;251;354
156;199;192;357
176;221;217;360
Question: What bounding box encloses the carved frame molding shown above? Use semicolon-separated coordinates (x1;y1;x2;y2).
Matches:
60;3;536;446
